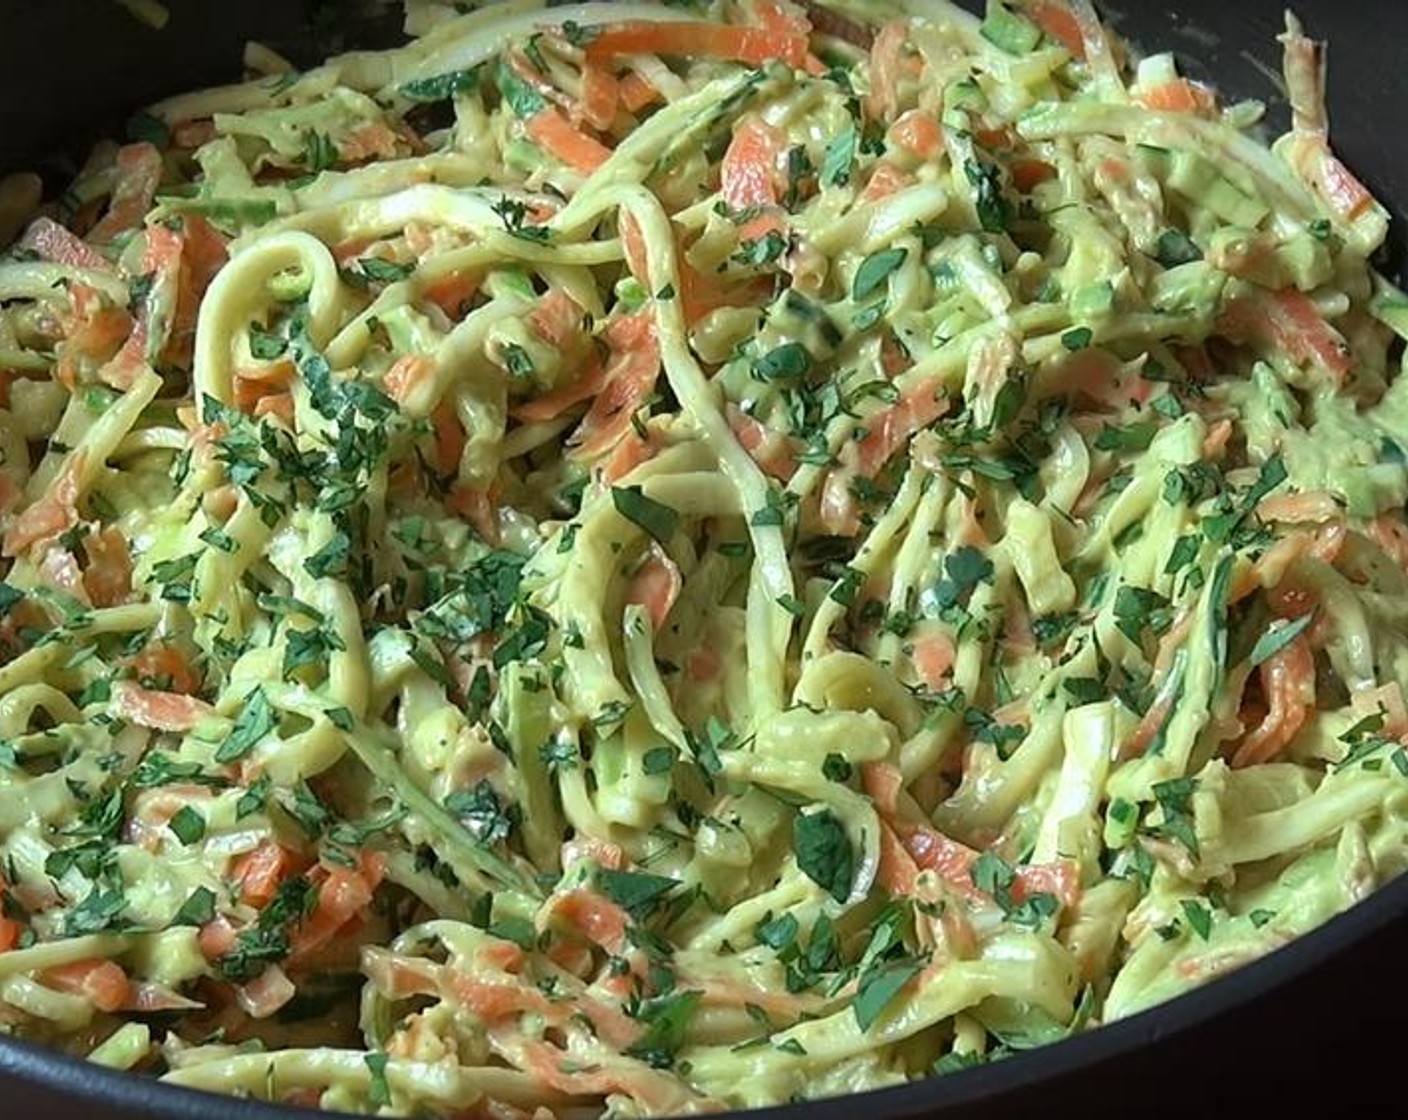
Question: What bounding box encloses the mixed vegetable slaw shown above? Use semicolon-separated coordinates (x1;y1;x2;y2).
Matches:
1;0;1407;1114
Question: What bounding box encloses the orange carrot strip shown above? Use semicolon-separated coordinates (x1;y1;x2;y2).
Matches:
1232;634;1316;767
618;71;660;113
232;841;301;907
526;107;613;173
90;142;164;243
584;21;812;70
1134;78;1217;114
1027;0;1085;58
43;959;131;1013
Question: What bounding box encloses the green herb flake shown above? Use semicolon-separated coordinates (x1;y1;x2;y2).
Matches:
597;868;679;922
400;66;483;101
1060;326;1093;351
172;886;217;927
792;809;854;904
168;805;206;845
1153;228;1202;268
214;687;277;764
752;341;812;382
852;248;907;302
642;747;676;776
612;486;679;544
1247;612;1315;667
1180;898;1213;940
365;1052;392;1109
853;959;923;1032
357;257;414;284
820;120;857;187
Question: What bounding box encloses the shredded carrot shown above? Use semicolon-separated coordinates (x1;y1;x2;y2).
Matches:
585;20;813;71
0;873;21;952
889;109;945;160
43;958;131;1013
1217;287;1352;383
687;644;723;684
233;356;295;414
18;216;113;272
173;120;216;149
450;976;555;1021
860;160;915;203
527;107;613;173
562;836;625;871
1258;490;1341;524
383;354;436;404
526;288;588;349
289;852;384;962
430;400;466;475
421;269;480;318
130;640;202;695
1232;633;1316;767
864;762;1079;907
90;142;164;243
232;841;302;907
113;682;215;733
236;963;297;1019
618;71;661;113
2;450;85;557
726;407;796;482
1027;0;1086;58
1317;152;1375;221
447;482;500;544
1368;513;1408;572
513;351;605;424
570;312;661;459
550;888;630;953
621;212;766;325
913;631;957;690
165;215;229;367
340;122;402;163
253;391;295;425
852;376;948;477
198;916;238;960
1011;157;1057;192
1352;682;1408;739
624;543;682;630
722;117;784;211
866;21;921;121
599;428;653;487
1134;78;1217;115
82;526;134;607
579;64;620;131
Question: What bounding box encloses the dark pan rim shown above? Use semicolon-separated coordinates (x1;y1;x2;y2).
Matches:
1;869;1404;1120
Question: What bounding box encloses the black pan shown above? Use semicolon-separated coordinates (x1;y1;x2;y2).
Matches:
1;2;1406;1117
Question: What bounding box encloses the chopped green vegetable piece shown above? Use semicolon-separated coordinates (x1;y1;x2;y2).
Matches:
752;341;812;382
400;66;483;101
792;810;854;904
612;486;679;544
1153;228;1202;267
853;248;907;302
853;958;924;1031
1248;612;1315;667
168;805;206;845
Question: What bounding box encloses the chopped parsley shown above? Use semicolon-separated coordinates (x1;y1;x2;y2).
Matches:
852;247;907;302
612;486;679;544
792;809;854;904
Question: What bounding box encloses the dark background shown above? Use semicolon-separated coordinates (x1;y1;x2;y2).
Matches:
1;1;1406;1117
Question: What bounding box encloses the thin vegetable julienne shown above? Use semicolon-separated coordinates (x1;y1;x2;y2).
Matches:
0;1;1404;1116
